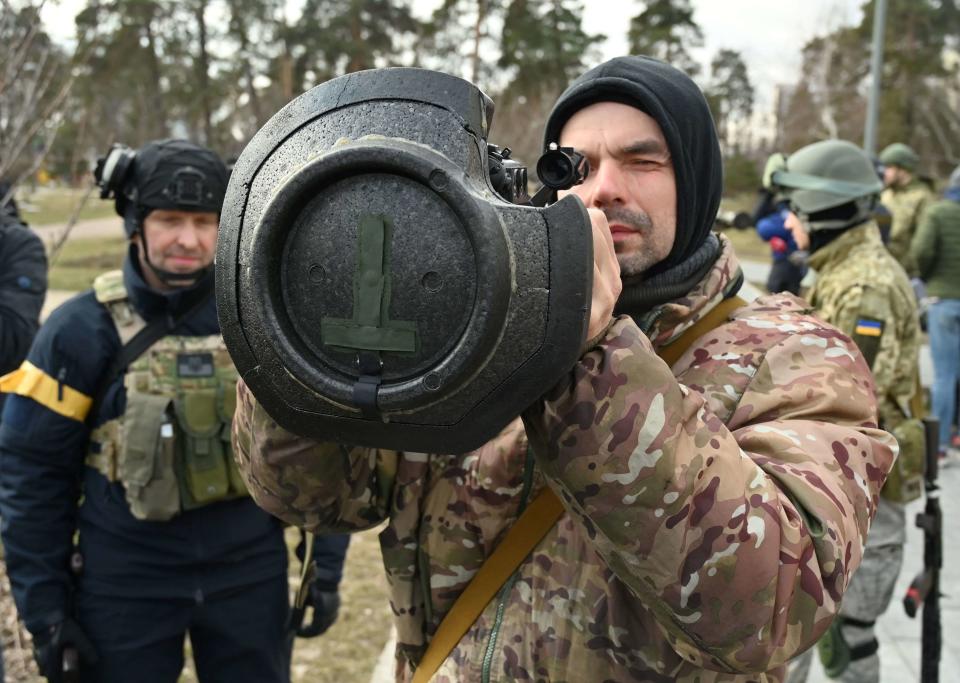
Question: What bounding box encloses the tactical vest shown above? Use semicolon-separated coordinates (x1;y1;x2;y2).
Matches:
86;270;248;521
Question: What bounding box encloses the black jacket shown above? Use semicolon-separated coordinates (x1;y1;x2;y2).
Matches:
0;253;347;635
0;212;47;411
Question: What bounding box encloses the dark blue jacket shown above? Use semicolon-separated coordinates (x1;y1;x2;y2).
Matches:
0;252;347;636
0;212;47;413
755;206;799;262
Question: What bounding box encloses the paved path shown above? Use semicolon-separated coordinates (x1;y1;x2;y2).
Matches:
37;216;124;320
33;215;124;242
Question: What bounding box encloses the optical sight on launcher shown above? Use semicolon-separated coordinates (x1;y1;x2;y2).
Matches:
217;68;593;453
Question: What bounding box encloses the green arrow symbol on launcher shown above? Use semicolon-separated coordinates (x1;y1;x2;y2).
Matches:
321;214;418;353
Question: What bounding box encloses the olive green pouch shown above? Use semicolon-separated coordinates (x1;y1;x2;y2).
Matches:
121;393;181;521
817;619;851;677
883;417;925;503
176;389;230;508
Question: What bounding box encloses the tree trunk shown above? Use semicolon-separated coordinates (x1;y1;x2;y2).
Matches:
470;0;487;84
195;1;214;145
234;18;264;126
348;4;364;73
143;13;168;139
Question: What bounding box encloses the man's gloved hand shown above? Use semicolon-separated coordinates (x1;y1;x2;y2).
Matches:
295;583;341;638
33;618;98;683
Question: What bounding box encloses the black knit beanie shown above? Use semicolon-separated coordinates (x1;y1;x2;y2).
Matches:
543;55;723;275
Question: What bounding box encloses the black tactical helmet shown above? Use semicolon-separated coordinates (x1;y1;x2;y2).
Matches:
95;139;229;286
95;139;229;238
771;140;882;231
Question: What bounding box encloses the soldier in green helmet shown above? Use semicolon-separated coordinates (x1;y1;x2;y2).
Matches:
878;142;933;275
771;140;923;683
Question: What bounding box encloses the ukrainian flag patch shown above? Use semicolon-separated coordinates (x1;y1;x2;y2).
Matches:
854;318;884;336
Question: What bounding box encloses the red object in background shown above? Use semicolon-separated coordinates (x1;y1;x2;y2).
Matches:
770;236;788;254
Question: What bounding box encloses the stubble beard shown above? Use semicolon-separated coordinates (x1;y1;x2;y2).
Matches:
603;206;663;277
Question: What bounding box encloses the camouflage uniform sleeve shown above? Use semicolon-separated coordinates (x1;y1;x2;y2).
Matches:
887;188;931;275
522;316;895;674
828;285;911;427
232;378;395;533
886;210;911;267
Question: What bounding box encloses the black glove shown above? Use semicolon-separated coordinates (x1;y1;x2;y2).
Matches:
33;618;98;683
295;584;341;638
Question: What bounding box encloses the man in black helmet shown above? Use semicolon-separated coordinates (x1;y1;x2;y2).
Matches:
0;139;348;683
233;58;894;682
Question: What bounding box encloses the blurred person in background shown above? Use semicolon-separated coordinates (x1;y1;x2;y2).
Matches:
879;142;933;276
911;164;960;461
0;177;47;683
753;154;805;295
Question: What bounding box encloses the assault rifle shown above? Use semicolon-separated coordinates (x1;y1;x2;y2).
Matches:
902;418;941;683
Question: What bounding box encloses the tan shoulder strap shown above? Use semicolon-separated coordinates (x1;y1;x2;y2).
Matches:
93;269;148;344
657;295;747;367
412;295;746;682
411;488;563;682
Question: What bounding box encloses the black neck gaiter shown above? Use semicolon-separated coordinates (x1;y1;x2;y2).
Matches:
614;232;722;323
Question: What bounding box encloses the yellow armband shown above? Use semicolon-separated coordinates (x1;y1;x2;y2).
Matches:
0;361;92;422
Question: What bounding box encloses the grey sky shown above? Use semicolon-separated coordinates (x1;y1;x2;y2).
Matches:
41;0;865;112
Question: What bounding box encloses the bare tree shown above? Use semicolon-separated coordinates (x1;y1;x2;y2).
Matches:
0;0;77;206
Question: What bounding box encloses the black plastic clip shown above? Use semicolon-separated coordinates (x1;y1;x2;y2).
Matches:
353;352;383;417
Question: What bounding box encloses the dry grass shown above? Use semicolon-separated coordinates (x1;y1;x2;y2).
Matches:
0;560;40;682
0;527;392;682
47;236;127;291
15;187;116;228
285;527;393;683
717;226;770;263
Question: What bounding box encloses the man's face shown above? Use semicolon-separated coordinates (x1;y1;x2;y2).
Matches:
135;208;218;290
784;211;810;251
883;165;909;189
557;101;677;277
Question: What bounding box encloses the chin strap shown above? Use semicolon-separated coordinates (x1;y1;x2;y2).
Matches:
137;230;209;287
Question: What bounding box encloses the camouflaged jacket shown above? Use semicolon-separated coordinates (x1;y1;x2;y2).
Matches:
806;221;920;435
233;236;895;682
882;179;933;276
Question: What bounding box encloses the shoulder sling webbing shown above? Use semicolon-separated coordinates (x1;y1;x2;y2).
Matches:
411;295;747;682
86;286;214;428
